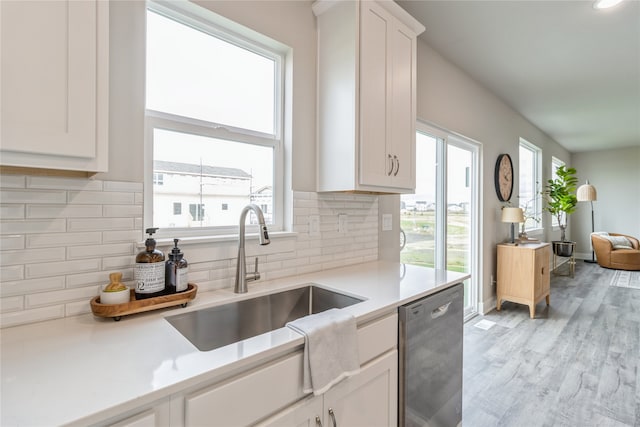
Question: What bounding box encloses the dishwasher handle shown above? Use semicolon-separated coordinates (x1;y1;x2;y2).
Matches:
431;301;452;319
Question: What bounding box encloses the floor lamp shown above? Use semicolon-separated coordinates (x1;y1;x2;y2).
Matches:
577;180;597;263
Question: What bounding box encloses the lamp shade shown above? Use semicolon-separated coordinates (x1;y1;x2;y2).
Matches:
501;207;525;223
577;180;597;202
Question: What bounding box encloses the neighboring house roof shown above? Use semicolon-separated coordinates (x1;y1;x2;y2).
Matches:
154;160;251;179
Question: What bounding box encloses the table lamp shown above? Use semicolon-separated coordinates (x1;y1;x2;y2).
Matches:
502;207;525;244
577;180;597;263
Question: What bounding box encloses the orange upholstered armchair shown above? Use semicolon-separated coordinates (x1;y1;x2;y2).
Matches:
591;232;640;271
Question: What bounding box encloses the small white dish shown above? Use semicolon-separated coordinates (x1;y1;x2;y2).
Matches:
99;285;130;305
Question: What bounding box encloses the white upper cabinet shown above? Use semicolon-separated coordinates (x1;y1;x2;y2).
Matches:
314;0;424;193
1;0;108;173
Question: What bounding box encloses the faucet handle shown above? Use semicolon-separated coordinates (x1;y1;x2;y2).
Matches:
246;257;261;282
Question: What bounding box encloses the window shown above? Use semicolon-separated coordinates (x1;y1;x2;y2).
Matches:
550;157;565;227
519;139;541;231
173;202;182;215
153;173;164;186
145;3;284;236
189;204;205;222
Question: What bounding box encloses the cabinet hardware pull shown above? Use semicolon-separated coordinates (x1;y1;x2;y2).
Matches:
393;155;400;176
387;154;394;176
328;408;337;427
315;415;323;427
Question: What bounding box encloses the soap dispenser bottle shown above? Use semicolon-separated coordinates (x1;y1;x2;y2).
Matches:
134;228;165;299
165;238;188;293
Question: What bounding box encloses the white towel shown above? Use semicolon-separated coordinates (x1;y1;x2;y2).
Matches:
286;308;360;395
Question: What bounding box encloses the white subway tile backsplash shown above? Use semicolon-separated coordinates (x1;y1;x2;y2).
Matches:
0;205;25;219
68;218;134;232
134;192;144;204
186;269;210;284
0;265;24;282
0;305;65;328
27;231;102;248
1;189;66;204
102;255;136;271
67;270;131;289
26;286;98;308
0;248;66;266
68;190;135;205
103;230;142;243
0;174;379;328
68;243;133;260
66;299;93;317
27;176;103;191
103;205;143;218
1;219;66;234
0;175;26;188
0;235;24;250
1;276;65;297
26;204;103;219
26;259;101;279
1;296;24;313
103;181;143;192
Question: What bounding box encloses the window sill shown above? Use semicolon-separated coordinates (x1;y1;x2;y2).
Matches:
524;228;544;237
137;231;298;249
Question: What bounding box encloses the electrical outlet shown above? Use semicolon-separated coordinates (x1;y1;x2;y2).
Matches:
382;214;393;231
338;214;348;233
309;215;320;236
490;274;496;286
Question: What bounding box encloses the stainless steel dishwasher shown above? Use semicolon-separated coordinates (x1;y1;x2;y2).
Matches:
398;282;463;427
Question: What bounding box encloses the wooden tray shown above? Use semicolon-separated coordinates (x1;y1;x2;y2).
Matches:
90;284;198;321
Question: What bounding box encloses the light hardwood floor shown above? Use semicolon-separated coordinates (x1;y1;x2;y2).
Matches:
463;262;640;427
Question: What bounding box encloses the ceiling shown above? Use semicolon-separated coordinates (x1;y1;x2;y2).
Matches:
397;0;640;153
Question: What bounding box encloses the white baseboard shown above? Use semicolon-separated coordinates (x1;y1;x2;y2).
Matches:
479;296;496;315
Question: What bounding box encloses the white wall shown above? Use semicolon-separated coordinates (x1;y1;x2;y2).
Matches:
572;147;640;258
413;41;571;312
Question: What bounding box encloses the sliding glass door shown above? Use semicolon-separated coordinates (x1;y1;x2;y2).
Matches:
401;123;479;317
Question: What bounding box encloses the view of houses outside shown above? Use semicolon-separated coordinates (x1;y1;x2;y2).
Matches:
152;129;273;229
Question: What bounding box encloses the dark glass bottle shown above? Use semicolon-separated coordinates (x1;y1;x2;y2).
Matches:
165;239;188;294
134;228;165;299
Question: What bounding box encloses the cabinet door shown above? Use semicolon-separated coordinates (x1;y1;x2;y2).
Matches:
359;1;391;188
323;350;398;427
534;245;551;299
185;352;304;427
1;0;108;172
388;19;416;189
255;396;323;427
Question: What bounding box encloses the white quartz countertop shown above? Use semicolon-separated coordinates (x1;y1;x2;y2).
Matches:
0;261;468;426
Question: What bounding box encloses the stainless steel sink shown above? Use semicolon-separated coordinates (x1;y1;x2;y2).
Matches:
166;284;364;351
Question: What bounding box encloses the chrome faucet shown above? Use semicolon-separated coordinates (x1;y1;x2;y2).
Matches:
235;204;270;293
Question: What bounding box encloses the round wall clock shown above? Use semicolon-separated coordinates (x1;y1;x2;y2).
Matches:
494;153;513;202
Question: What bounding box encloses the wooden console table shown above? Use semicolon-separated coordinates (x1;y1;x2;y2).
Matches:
496;242;551;318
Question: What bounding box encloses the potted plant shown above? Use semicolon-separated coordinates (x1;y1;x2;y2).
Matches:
542;165;578;256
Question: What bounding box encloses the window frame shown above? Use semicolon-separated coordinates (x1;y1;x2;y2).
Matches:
518;138;542;234
143;1;285;239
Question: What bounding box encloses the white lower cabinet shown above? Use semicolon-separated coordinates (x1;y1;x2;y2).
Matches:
257;350;398;427
90;313;398;427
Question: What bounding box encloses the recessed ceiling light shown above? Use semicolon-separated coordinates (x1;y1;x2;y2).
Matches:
593;0;624;9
